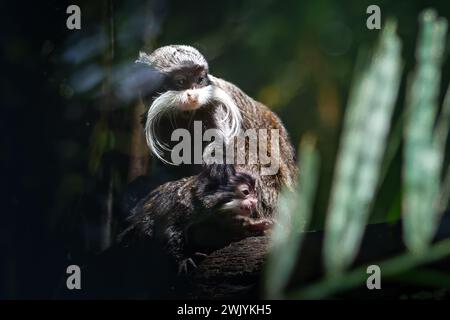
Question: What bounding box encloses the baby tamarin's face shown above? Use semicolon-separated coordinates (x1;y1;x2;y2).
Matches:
219;173;258;217
213;171;271;238
197;164;258;217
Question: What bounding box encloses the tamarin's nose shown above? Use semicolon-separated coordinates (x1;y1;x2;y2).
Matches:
186;91;198;103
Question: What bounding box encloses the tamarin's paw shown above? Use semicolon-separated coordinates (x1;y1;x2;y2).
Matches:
192;252;208;261
234;216;274;235
250;218;274;234
178;258;197;275
260;218;277;236
177;253;208;275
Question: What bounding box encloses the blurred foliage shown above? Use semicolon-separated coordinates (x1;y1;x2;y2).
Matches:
265;8;450;299
265;135;320;299
289;237;450;299
88;117;116;176
403;11;449;253
323;21;402;275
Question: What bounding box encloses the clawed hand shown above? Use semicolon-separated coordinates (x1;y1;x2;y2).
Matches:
177;252;208;275
234;216;274;236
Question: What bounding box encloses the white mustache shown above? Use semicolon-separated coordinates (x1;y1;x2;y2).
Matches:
144;85;242;165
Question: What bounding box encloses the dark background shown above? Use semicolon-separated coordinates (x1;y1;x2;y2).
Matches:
1;0;449;298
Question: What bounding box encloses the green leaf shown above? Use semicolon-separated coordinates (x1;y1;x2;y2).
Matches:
289;237;450;299
403;9;448;253
264;134;320;299
323;20;402;275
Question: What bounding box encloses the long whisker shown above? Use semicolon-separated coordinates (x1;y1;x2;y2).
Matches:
145;85;242;165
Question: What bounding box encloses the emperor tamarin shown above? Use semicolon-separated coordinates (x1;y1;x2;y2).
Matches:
135;45;297;219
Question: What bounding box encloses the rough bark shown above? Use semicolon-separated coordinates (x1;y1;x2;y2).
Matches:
60;212;450;299
187;236;271;299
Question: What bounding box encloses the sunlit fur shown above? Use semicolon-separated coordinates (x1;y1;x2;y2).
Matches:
144;85;242;164
136;46;208;74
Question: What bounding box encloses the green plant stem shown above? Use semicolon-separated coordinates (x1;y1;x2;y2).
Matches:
393;268;450;289
287;237;450;299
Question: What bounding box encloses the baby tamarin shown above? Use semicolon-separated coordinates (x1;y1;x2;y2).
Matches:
135;45;297;219
119;165;272;274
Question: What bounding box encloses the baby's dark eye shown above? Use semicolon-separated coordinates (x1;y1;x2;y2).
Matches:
242;188;250;196
197;76;205;84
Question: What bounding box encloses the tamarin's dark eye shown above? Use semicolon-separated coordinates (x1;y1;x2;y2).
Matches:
238;183;251;196
174;75;187;86
197;76;205;84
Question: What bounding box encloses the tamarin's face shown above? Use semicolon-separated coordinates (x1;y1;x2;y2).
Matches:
167;65;209;90
233;182;258;216
138;45;242;163
163;65;211;111
220;175;258;217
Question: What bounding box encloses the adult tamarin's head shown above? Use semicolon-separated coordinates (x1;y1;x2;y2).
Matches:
136;45;241;164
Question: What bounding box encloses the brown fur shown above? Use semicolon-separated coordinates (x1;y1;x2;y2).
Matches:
119;165;270;273
209;75;297;218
